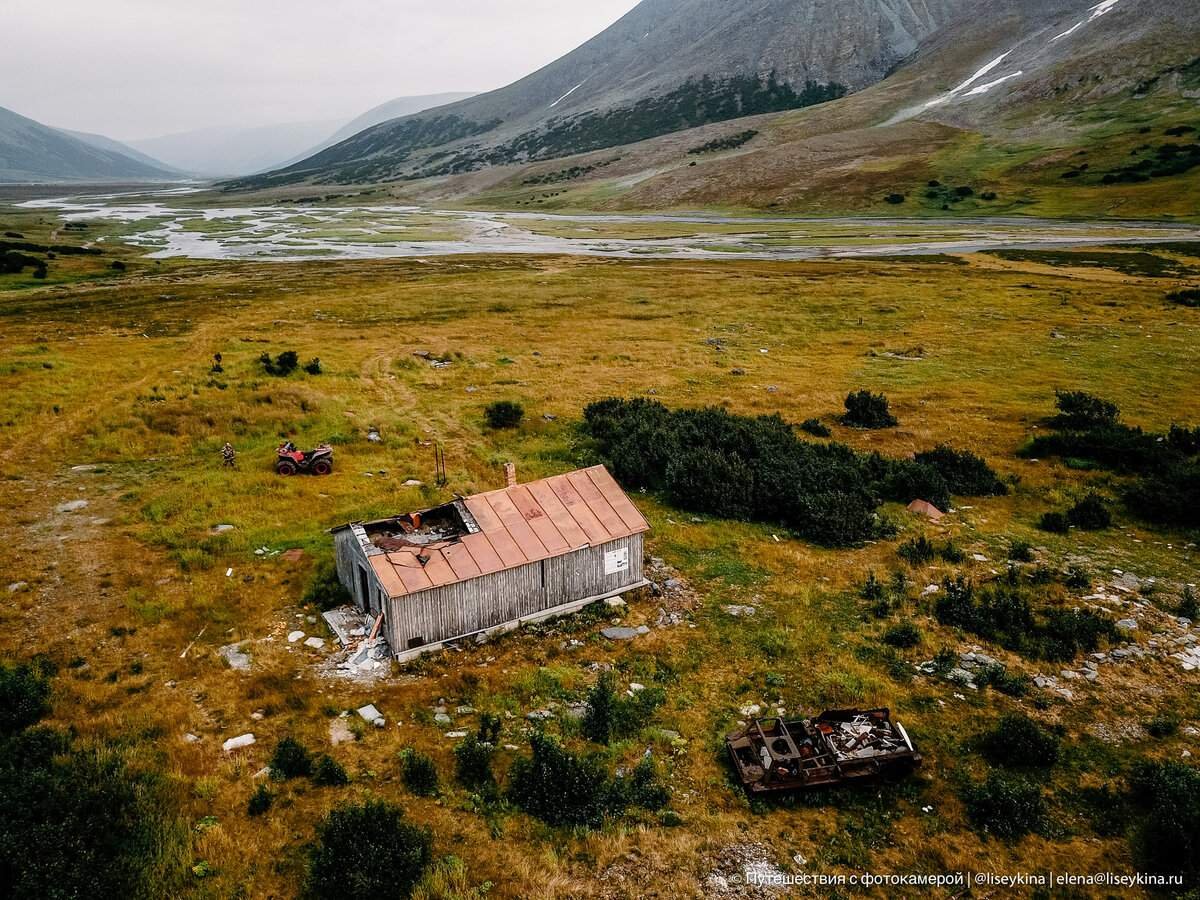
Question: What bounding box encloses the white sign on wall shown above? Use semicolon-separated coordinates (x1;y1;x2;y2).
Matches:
604;547;630;575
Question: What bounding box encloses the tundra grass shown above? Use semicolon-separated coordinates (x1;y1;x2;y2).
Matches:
0;224;1198;897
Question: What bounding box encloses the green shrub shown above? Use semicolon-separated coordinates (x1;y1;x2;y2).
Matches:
507;733;619;828
1146;715;1180;738
270;737;312;780
841;390;897;428
860;571;884;602
897;535;935;565
454;714;500;789
582;399;955;546
306;800;432;900
1168;288;1200;308
934;578;1116;662
311;754;349;787
0;660;52;735
938;540;965;563
259;350;299;376
977;713;1060;768
247;783;273;815
1179;586;1199;621
799;417;831;437
303;357;323;375
0;726;189;899
1007;540;1034;562
1129;761;1200;886
1038;511;1070;533
1052;390;1119;430
581;672;664;745
625;756;670;811
1125;460;1200;528
301;560;351;611
401;750;439;797
484;400;524;429
882;621;921;648
914;445;1007;496
974;663;1028;697
962;773;1045;839
1067;493;1111;530
884;193;905;204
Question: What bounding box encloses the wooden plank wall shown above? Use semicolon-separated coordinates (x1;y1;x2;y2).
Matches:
383;533;645;651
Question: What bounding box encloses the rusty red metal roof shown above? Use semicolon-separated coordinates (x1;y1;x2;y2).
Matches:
368;465;648;599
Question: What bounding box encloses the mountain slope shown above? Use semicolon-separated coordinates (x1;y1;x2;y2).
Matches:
312;92;478;154
241;0;979;187
59;129;183;175
130;120;342;178
0;105;178;183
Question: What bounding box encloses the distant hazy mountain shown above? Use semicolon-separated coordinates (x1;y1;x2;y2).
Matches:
59;128;183;175
129;120;343;178
0;104;178;183
134;93;478;178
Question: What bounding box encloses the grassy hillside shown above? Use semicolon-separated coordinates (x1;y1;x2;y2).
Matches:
2;207;1200;895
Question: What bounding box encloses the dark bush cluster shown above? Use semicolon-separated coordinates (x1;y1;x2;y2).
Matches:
306;800;432;900
841;390;897;428
454;714;500;789
270;736;313;780
1022;391;1200;529
260;350;300;376
484;400;525;429
934;577;1117;662
506;733;668;829
0;659;53;735
0;662;188;899
311;754;349;787
401;749;439;797
882;621;921;648
1038;511;1069;534
962;772;1046;839
688;129;758;154
583;399;1001;547
897;535;935;565
1067;493;1111;530
977;713;1060;768
581;672;665;745
1128;761;1200;887
799;417;831;437
914;445;1008;496
247;783;273;816
1168;287;1200;308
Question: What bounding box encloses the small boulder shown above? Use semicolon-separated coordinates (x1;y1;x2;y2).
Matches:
222;733;255;753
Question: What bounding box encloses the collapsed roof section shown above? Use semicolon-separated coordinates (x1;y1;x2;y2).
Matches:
335;465;649;599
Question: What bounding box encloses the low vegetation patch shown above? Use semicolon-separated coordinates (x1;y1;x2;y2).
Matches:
484;400;524;429
401;749;440;797
584;399;1005;546
1128;761;1200;887
962;772;1046;840
1167;287;1200;308
688;130;758;155
934;577;1117;662
306;799;432;900
581;672;665;745
841;390;897;428
976;713;1060;769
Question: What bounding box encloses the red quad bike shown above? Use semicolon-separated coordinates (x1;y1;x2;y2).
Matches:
276;441;334;476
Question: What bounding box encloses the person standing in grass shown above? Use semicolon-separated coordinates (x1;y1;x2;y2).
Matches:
221;442;237;469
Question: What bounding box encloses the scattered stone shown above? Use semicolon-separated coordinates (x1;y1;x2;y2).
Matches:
739;704;762;717
219;642;252;671
403;479;422;487
971;553;989;562
602;626;640;641
70;464;99;472
7;582;28;594
1116;618;1139;632
303;636;327;650
434;712;452;726
329;718;354;746
367;427;382;443
210;524;235;534
183;733;200;744
604;596;627;608
445;730;468;739
526;709;554;721
722;605;757;617
56;499;89;513
222;733;255;752
356;704;384;726
456;705;475;715
287;630;305;643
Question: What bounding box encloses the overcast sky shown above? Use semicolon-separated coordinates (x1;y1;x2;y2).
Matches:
3;0;642;140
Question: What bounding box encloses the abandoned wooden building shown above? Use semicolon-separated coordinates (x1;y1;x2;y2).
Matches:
331;465;650;661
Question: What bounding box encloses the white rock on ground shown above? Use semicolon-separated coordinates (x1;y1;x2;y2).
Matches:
56;499;89;513
303;636;326;650
356;704;384;726
287;631;305;643
222;733;255;752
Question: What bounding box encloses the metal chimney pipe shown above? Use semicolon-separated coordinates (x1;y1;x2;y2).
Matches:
504;462;517;488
